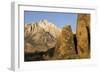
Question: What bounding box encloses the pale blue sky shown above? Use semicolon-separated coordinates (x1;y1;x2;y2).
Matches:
24;11;78;32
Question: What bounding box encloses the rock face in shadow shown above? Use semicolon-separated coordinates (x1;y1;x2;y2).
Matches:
55;25;78;59
76;14;90;58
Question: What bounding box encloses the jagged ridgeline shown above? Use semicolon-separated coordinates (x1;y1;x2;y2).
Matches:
24;20;61;61
24;14;90;61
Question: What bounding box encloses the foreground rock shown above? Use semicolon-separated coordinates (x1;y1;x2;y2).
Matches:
76;14;90;58
55;25;78;59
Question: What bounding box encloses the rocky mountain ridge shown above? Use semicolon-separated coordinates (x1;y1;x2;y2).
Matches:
24;19;60;53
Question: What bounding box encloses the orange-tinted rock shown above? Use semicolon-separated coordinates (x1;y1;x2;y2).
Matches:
56;25;78;59
76;14;90;58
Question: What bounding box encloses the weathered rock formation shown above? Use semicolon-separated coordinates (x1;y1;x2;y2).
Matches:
55;25;78;59
76;14;90;58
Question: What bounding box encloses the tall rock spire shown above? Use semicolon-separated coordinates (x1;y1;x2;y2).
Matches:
76;14;90;58
55;25;78;59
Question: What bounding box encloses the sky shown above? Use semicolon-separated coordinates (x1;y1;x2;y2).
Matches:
24;11;78;32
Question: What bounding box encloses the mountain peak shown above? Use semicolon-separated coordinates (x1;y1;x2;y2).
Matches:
42;19;48;24
25;19;61;39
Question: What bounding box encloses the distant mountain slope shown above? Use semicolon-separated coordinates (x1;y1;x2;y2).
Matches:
24;19;61;53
